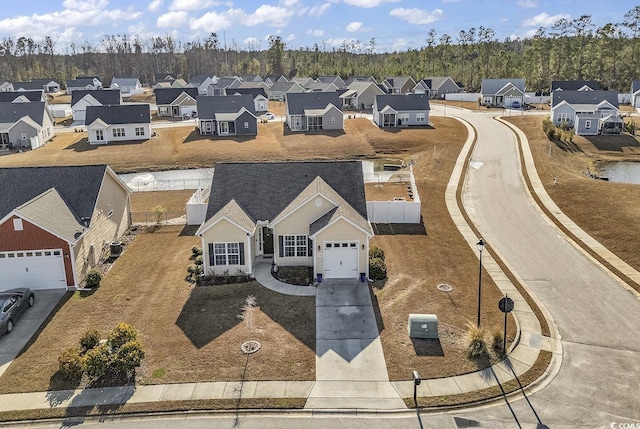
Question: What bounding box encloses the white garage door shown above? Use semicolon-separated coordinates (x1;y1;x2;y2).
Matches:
0;249;67;290
324;242;359;279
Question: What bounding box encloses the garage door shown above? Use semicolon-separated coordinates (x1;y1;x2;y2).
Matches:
0;249;67;290
324;242;359;279
504;95;522;108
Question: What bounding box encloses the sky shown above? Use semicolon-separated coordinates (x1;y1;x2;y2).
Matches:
0;0;637;53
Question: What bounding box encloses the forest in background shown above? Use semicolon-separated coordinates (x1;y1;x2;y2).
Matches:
1;6;640;93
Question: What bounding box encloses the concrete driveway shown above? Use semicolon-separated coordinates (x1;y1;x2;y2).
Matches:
0;289;67;377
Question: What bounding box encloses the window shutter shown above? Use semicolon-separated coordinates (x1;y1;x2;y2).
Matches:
208;243;215;266
239;242;245;265
308;237;313;256
278;236;284;258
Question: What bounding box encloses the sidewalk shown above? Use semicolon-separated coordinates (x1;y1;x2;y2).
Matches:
0;112;565;415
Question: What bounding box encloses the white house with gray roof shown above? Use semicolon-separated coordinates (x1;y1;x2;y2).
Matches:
373;94;430;127
267;81;304;101
551;90;622;136
340;81;385;109
0;101;54;149
422;76;461;99
154;87;199;117
110;77;143;96
196;161;373;281
480;78;526;108
285;92;343;132
66;76;102;94
71;89;122;122
85;104;151;144
381;76;417;94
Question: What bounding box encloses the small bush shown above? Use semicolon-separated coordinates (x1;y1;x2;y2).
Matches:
545;126;556;140
85;269;102;288
274;266;313;285
187;264;203;283
369;257;387;280
491;327;505;354
152;205;166;224
369;246;385;261
194;255;203;266
79;328;101;353
465;323;488;359
84;345;110;380
191;246;202;257
58;347;84;381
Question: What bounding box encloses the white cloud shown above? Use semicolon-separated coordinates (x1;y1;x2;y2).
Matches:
309;3;331;16
521;12;570;27
517;0;538;7
345;21;362;32
157;11;189;27
280;0;299;6
243;5;294;27
391;38;408;51
307;29;324;37
148;0;163;12
286;33;296;42
389;8;443;25
189;11;232;32
323;37;358;48
62;0;108;12
343;0;399;8
169;0;213;11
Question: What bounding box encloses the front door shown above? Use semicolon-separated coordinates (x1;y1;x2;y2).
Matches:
262;227;274;255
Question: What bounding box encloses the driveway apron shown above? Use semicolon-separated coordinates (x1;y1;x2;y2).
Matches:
305;279;405;409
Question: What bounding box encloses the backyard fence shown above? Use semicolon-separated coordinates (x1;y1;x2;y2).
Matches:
131;210;186;226
126;178;212;192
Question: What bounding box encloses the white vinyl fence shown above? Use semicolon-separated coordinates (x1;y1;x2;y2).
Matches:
365;164;421;224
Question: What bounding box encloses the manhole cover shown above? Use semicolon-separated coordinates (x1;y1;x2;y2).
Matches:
241;340;261;354
437;283;453;292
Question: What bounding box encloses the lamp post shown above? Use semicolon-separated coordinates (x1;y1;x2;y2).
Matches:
476;238;486;327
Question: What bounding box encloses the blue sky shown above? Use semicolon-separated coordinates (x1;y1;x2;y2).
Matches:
0;0;637;52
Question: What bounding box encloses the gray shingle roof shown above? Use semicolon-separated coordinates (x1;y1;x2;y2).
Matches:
12;81;44;91
0;91;43;102
110;77;141;87
481;78;525;94
375;94;431;111
268;81;300;92
67;78;99;88
228;87;267;99
188;75;212;86
631;80;640;94
551;80;601;91
205;161;368;222
0;101;47;126
85;104;151;125
196;94;256;119
154;87;199;104
285;92;341;115
71;89;121;106
0;165;108;224
551;90;619;108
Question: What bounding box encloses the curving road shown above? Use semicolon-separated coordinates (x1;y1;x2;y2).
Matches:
449;106;640;427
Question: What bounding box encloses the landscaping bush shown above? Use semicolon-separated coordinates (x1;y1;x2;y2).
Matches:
187;263;203;283
626;119;636;135
369;246;385;261
85;269;102;288
465;323;488;359
191;246;202;257
194;255;203;266
84;345;110;380
491;327;505;354
369;257;387;281
58;347;84;381
79;328;101;353
152;205;166;224
274;266;313;285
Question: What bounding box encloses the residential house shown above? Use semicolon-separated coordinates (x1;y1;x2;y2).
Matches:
154;74;175;84
631;81;640;108
227;88;269;113
424;76;462;99
267;81;305;101
317;75;346;88
110;77;144;96
66;76;103;94
551;90;622;136
196;94;257;136
0;101;54;149
0;165;131;289
412;79;431;95
264;75;288;87
373;94;431;127
13;81;54;92
291;77;315;88
343;76;377;86
480;78;526;108
71;89;122;122
28;78;61;93
238;81;270;91
381;76;417;94
339;81;385;109
241;75;263;83
85;104;152;144
0;81;14;92
205;76;242;96
285;92;343;132
304;82;339;92
196;161;373;281
154;87;199;118
188;75;216;95
552;80;601;92
0;90;45;103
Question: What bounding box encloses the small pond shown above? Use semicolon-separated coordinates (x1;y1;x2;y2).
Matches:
600;162;640;185
119;168;215;192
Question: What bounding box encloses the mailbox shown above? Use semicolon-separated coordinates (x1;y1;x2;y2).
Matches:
407;314;438;339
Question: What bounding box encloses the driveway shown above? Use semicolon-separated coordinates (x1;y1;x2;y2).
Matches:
305;280;405;410
0;289;67;377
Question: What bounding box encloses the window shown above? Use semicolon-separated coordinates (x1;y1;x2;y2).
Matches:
244;121;249;129
112;128;125;138
209;242;244;266
331;117;336;123
135;127;145;136
95;129;104;141
416;113;426;122
283;235;307;257
21;133;27;140
556;113;570;125
13;218;23;231
585;120;592;129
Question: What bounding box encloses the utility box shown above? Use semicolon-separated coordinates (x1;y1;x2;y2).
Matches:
407;314;438;339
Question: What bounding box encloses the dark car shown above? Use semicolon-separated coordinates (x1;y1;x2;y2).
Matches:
0;288;35;335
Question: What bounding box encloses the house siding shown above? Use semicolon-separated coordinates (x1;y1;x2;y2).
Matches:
73;172;131;283
321;107;344;130
552;104;576;126
88;123;151;144
314;219;369;278
0;215;74;286
201;219;252;275
235;111;258;135
8;121;38;148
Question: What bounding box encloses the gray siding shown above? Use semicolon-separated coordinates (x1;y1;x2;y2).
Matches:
322;107;343;130
236;111;258;135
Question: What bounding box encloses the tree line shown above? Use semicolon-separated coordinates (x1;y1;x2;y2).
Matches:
1;6;640;93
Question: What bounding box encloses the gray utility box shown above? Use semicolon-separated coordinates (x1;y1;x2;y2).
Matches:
407;314;439;339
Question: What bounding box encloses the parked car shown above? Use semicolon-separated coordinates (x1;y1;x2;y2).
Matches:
511;100;521;109
0;288;35;335
261;112;275;120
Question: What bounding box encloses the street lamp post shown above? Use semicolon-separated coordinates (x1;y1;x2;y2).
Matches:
476;238;486;327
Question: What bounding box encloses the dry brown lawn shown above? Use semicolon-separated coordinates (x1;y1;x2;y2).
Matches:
0;225;315;394
130;190;194;213
505;116;640;286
